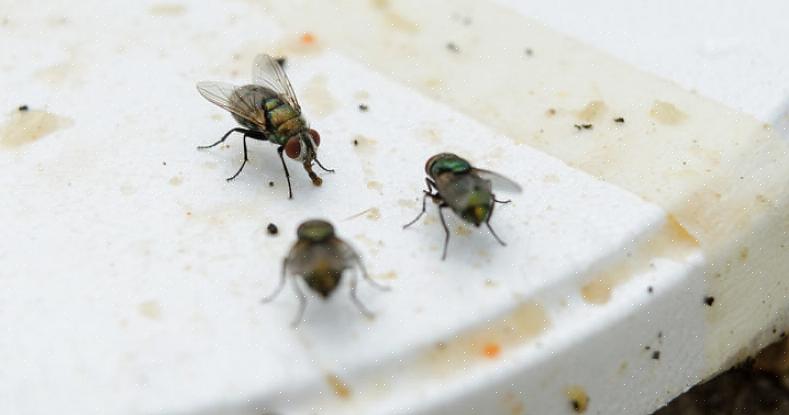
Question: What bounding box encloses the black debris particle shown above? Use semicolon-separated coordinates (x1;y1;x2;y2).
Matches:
446;42;460;53
358;104;369;112
266;223;278;235
704;296;715;306
652;351;661;360
353;138;359;146
614;117;625;123
645;345;651;351
574;124;593;131
525;48;534;56
268;181;275;187
18;105;29;112
658;331;663;340
647;286;654;294
162;161;167;166
275;57;287;68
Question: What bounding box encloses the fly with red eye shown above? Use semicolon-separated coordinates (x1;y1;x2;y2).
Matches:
196;54;333;199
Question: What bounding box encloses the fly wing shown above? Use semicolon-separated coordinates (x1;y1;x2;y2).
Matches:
196;81;265;127
473;168;523;193
252;54;301;112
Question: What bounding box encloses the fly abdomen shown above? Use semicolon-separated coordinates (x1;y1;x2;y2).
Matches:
304;268;343;298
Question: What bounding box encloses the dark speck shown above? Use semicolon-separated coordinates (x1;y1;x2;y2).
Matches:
18;105;29;112
525;48;533;56
275;57;287;68
268;181;275;187
652;351;661;360
704;296;715;306
658;331;663;339
647;286;654;294
267;223;278;235
645;345;651;351
446;42;460;53
353;139;359;146
162;161;167;166
614;117;625;123
574;124;593;131
358;104;369;112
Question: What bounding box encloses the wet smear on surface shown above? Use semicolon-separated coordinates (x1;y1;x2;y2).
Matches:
1;109;73;148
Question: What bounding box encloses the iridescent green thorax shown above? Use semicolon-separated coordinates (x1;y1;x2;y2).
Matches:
426;153;472;179
297;220;335;242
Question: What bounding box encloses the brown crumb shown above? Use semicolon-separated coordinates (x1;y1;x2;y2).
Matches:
704;296;715;306
18;105;28;112
267;223;278;235
574;124;593;130
358;104;368;112
652;351;661;360
614;117;625;123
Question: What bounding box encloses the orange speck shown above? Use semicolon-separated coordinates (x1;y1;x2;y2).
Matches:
300;32;316;44
483;343;501;358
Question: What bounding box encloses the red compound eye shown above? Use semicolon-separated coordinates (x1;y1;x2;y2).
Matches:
285;137;301;159
308;129;320;146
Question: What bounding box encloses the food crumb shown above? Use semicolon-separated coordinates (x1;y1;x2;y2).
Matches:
546;108;556;117
652;351;661;360
358;104;369;112
704;296;715;306
574;124;593;130
300;32;316;44
614;117;625;123
446;42;460;53
482;343;501;359
18;105;29;112
566;386;589;413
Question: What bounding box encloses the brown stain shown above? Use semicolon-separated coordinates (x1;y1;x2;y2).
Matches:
581;215;699;304
138;300;162;320
35;60;79;85
424;302;549;375
367;180;383;192
370;0;419;33
739;247;749;262
325;373;352;399
456;225;472;236
398;198;417;208
649;100;687;125
576;100;607;122
1;110;73;148
421;128;442;144
168;176;183;186
374;271;398;280
301;75;338;119
149;3;186;16
566;385;589;412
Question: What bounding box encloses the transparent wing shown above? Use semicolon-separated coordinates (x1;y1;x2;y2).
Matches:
473;168;523;193
252;54;301;112
196;81;264;127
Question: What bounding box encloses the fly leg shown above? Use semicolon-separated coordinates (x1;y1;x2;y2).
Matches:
403;178;441;228
349;270;374;319
493;195;512;204
261;259;288;304
226;134;250;181
290;277;308;327
437;203;453;260
196;127;251;149
276;145;294;199
485;200;507;247
355;257;390;291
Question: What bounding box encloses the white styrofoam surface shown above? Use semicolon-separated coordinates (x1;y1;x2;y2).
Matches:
1;1;787;415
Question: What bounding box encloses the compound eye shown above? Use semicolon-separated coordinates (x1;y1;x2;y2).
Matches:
285;137;301;159
308;129;320;146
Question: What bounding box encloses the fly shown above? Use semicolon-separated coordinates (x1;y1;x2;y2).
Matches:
196;54;333;198
403;153;522;259
262;219;389;326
